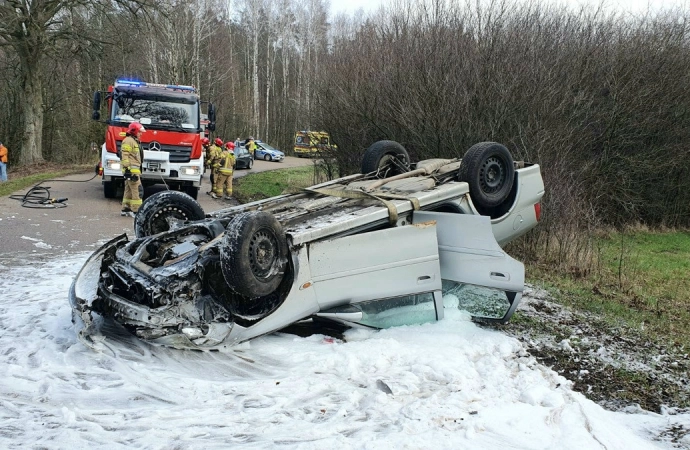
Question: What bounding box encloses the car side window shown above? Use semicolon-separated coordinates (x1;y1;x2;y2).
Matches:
327;293;437;328
442;281;514;320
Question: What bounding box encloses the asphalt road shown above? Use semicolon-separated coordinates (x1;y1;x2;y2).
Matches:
0;156;313;262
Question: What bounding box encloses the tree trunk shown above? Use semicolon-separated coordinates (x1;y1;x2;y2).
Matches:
19;58;44;165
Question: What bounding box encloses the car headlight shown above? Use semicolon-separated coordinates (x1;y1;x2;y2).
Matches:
106;160;121;170
180;166;201;175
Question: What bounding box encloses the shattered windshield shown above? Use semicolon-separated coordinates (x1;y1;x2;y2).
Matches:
110;94;199;132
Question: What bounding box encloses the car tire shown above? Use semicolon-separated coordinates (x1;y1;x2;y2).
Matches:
264;154;271;161
103;180;117;199
361;140;410;178
220;211;288;298
457;142;515;209
248;159;253;169
134;190;206;238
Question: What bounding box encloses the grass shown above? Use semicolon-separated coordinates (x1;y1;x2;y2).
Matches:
528;230;690;347
234;165;328;203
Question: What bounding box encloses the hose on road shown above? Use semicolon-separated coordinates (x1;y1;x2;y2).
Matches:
9;173;99;209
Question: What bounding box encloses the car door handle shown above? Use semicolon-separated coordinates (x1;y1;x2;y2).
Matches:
417;275;433;284
490;272;509;281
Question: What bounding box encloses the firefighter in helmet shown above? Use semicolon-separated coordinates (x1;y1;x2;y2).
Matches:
212;141;236;199
202;137;211;166
120;122;145;216
206;137;223;194
201;137;213;183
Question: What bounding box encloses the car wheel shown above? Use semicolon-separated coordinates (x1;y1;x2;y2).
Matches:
134;190;206;238
360;140;410;178
103;180;118;199
248;159;253;169
457;142;515;209
220;211;288;298
264;154;271;161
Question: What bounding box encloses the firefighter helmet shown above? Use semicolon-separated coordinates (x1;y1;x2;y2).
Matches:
127;122;146;135
214;137;223;146
225;141;235;149
201;137;210;146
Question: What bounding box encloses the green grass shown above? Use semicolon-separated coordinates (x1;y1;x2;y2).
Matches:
529;230;690;346
234;166;326;203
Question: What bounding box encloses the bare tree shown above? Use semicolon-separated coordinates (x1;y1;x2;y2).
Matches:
0;0;154;166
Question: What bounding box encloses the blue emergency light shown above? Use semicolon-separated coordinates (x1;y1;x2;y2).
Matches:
115;79;196;92
116;79;145;86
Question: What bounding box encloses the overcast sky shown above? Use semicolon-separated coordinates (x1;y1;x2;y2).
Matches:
329;0;689;17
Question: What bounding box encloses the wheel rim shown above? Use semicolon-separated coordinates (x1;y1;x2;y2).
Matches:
265;155;270;161
150;207;191;234
479;156;506;194
377;154;407;177
248;228;279;279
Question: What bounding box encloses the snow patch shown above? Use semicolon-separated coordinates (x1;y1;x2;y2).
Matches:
0;255;687;448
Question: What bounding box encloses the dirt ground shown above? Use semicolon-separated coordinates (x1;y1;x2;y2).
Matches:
498;286;690;444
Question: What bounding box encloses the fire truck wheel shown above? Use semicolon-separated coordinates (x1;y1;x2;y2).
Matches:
361;140;410;178
134;191;206;238
103;181;118;199
184;186;199;200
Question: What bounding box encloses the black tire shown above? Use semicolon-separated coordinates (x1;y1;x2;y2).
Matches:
264;154;271;161
103;180;117;199
184;186;199;200
457;142;515;209
220;211;288;298
134;190;206;238
360;140;410;178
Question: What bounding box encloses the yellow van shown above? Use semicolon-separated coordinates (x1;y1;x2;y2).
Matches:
294;131;336;157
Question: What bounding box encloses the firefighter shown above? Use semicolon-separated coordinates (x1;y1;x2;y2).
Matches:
202;137;211;164
201;137;213;184
212;141;236;199
120;122;145;217
206;137;223;193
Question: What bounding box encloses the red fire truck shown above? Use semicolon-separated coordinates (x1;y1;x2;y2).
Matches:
92;80;216;199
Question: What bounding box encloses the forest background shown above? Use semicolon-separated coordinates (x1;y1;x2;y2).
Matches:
1;0;690;243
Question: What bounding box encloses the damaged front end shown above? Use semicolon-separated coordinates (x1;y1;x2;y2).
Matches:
69;219;292;350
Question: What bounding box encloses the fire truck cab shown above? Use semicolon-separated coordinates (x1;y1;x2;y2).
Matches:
92;80;216;200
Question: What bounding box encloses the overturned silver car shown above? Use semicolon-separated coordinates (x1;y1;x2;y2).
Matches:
70;140;545;350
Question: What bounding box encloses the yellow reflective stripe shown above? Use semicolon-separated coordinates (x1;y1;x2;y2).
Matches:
219;169;233;175
130;168;141;174
130;199;142;206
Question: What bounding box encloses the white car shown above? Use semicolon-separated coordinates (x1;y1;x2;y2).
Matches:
70;140;545;350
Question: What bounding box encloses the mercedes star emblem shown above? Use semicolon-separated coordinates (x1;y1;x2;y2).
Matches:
148;141;161;151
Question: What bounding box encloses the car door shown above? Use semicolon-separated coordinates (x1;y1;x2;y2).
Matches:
412;211;525;323
308;221;442;311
